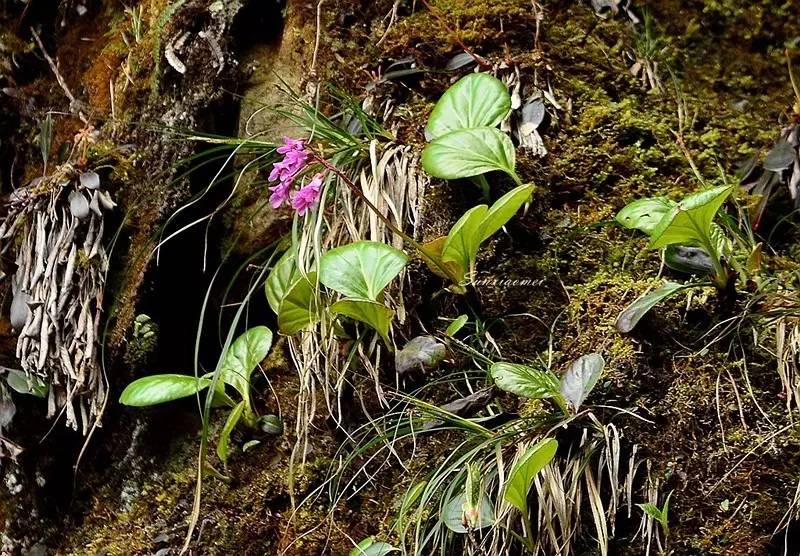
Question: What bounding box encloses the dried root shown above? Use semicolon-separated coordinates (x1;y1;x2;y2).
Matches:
1;165;115;433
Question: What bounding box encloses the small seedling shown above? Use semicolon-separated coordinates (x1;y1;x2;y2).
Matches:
490;352;605;415
615;184;736;331
420;183;534;290
119;326;275;467
638;491;672;540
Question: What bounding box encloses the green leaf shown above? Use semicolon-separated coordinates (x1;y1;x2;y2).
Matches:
278;272;320;335
348;538;399;556
5;370;48;398
319;241;408;300
648;185;734;249
242;439;261;452
399;480;427;518
616;282;687;333
441;205;489;283
218;326;273;403
559;353;604;412
119;374;211;407
442;492;494;533
445;314;469;336
503;438;558;514
217;400;245;467
490;362;561;399
480;184;534;242
709;222;730;258
419;236;465;284
425;73;511;139
330;298;395;346
616;197;675;236
265;249;299;315
422;127;517;181
638;503;664;521
259;414;283;435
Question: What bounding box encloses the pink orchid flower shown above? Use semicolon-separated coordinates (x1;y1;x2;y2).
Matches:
291;173;324;216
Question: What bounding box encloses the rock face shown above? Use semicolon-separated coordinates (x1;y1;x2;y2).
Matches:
0;0;799;554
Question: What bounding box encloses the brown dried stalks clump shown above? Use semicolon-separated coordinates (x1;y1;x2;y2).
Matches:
1;164;115;433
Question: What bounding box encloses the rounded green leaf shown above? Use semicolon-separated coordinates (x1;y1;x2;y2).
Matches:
763;142;796;171
664;245;713;275
616;197;675;236
503;438;558;514
441;205;488;283
265;249;299;315
278;272;320;335
395;335;447;374
422;127;517;181
119;374;212;407
616;282;687;333
349;538;399;556
319;241;408;300
559;353;605;412
425;73;511;139
5;370;48;398
442;492;494;533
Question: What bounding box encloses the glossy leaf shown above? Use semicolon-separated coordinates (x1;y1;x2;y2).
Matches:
503;438;558;514
218;326;272;403
559;353;604;412
217;400;245;466
616;282;686;333
259;414;283;435
480;183;535;242
616;197;675;236
265;249;299;314
119;374;211;407
490;362;560;399
648;185;734;249
278;272;320;335
422;128;517;181
319;241;408;300
442;492;494;533
399;481;427;519
425;73;511;139
441;205;488;283
330;298;395;346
